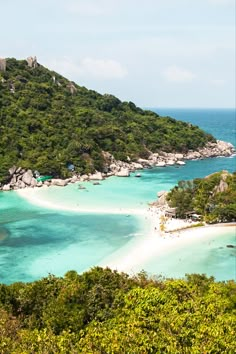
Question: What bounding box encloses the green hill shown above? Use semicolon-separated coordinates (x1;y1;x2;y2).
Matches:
0;58;215;183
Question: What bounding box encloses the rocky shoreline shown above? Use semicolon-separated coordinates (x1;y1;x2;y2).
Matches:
0;139;235;191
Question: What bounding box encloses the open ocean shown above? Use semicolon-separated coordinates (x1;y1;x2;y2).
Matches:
0;108;235;284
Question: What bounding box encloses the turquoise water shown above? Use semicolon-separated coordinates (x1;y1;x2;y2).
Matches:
0;108;235;283
142;228;236;281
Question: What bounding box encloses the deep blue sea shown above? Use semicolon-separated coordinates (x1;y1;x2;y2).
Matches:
0;108;235;284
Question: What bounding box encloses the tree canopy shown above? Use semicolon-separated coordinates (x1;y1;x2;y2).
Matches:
0;267;235;353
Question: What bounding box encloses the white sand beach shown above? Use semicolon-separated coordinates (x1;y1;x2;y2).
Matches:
16;187;145;215
16;187;236;275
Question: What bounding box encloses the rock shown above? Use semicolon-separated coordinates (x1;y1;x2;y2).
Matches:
89;172;104;180
16;180;26;189
137;158;151;166
156;191;168;206
0;58;6;72
2;184;11;191
175;153;184;160
156;162;166;167
157;190;167;198
43;181;51;186
214;180;229;194
30;177;37;187
185;151;201;160
51;179;68;187
10;175;17;186
9;165;17;176
16;167;23;174
22;170;33;185
70;175;79;183
67;82;77;95
226;244;235;248
166;159;175;166
132;162;143;169
80;174;89;181
110;163;120;172
115;168;130;177
27;56;38;68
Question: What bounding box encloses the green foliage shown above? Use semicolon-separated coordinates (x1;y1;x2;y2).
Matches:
167;171;236;222
0;58;215;184
0;268;235;353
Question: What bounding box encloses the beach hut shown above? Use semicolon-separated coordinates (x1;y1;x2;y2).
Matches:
165;208;177;218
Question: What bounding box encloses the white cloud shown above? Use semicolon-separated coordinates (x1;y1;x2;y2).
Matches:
163;66;196;83
46;57;127;80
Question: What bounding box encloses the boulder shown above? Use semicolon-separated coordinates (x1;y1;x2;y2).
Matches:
80;174;89;181
2;184;11;191
115;168;130;177
51;179;68;187
89;172;104;180
175;153;184;160
156;162;166;167
22;170;33;185
132;162;143;169
16;180;26;189
166;159;175;166
156;191;168;206
110;163;120;172
8;165;17;176
30;177;37;187
157;190;167;198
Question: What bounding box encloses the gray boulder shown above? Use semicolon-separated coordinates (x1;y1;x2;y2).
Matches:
22;170;33;185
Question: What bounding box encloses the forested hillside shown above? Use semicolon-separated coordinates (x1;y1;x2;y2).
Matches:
0;58;215;183
0;267;235;353
167;170;236;222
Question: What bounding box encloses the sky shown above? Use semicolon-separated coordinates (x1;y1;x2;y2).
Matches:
0;0;235;108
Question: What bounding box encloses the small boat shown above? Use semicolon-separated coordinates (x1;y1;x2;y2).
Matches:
135;173;142;177
36;175;52;182
93;182;101;185
78;184;86;190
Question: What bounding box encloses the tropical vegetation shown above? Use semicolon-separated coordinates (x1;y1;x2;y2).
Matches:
0;267;235;353
0;58;215;184
167;170;236;222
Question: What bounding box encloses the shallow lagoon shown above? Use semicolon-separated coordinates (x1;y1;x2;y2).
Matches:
0;108;235;284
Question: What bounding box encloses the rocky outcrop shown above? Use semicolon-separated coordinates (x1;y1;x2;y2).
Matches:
67;82;77;95
115;168;130;177
0;58;6;72
156;190;168;207
1;139;235;191
89;172;104;180
51;179;68;187
27;56;38;68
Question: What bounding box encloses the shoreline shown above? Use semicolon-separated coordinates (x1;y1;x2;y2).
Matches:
16;187;146;215
16;187;236;275
101;223;236;274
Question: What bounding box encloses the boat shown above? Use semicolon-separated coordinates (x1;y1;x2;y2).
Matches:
36;175;52;182
135;173;142;177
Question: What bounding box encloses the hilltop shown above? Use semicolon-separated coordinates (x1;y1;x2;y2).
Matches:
0;57;226;184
